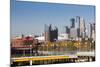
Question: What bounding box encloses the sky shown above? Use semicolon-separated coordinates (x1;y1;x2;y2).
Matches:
11;0;95;37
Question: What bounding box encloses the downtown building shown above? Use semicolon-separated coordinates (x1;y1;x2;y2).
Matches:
76;16;86;38
92;23;96;41
66;16;86;40
44;24;58;42
70;18;78;40
87;23;92;38
87;23;95;41
65;26;70;40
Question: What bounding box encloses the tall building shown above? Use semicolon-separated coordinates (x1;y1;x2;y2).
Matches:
80;17;86;38
44;24;58;42
65;26;70;39
44;24;49;42
92;23;95;32
92;23;96;41
65;26;70;34
76;17;86;38
76;16;80;37
87;23;92;38
70;28;78;40
76;16;80;28
70;18;75;28
70;17;78;40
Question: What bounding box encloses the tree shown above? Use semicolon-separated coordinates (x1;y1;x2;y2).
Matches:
67;41;77;52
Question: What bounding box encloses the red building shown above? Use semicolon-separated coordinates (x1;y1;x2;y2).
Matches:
11;36;38;57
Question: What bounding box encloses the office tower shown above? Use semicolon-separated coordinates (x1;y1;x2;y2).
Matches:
87;23;92;38
92;23;95;32
65;26;70;34
69;17;79;40
76;16;80;28
65;26;70;39
92;23;95;41
76;16;86;38
70;18;75;28
79;17;86;38
70;28;77;40
44;24;49;42
70;17;78;40
44;24;58;42
76;16;80;37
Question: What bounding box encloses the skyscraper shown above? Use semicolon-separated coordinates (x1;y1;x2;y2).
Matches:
80;17;86;38
76;16;86;38
44;24;49;42
87;23;92;38
76;16;80;37
70;17;78;40
76;16;80;28
92;23;95;41
44;24;58;42
70;28;78;40
70;18;75;28
65;26;70;34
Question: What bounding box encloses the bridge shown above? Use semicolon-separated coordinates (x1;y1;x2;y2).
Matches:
11;51;95;66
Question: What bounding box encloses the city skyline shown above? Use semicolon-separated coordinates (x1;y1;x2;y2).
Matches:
11;0;95;37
